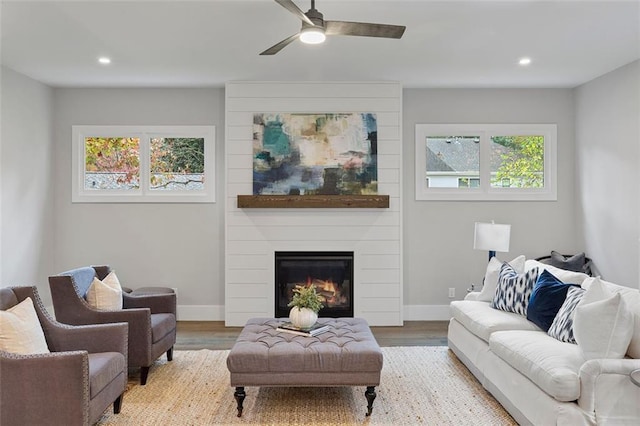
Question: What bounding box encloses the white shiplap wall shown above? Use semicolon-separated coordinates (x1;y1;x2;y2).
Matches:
225;82;403;326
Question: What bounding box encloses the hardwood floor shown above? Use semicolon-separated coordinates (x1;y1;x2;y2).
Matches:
175;320;449;350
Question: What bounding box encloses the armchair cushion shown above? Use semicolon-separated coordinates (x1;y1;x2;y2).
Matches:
88;352;127;399
0;297;49;354
86;271;123;310
151;313;176;343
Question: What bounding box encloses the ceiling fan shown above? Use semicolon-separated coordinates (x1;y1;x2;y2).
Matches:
260;0;406;55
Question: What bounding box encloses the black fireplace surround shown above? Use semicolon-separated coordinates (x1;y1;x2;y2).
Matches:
275;251;354;318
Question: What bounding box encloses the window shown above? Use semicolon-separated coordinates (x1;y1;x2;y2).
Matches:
415;124;556;201
72;125;215;203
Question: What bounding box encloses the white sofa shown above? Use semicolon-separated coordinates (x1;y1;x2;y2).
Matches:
448;259;640;425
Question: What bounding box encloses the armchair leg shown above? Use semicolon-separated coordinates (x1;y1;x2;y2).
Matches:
114;394;123;414
167;347;173;362
140;366;150;385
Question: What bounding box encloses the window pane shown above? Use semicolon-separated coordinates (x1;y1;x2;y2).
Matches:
425;136;480;188
490;136;544;188
150;137;205;191
458;177;480;188
84;137;140;190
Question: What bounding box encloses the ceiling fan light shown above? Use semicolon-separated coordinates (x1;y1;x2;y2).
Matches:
300;27;326;44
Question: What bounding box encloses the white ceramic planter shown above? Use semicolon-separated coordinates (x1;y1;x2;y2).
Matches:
289;307;318;328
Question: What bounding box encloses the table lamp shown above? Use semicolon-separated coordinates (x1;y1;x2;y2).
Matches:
474;221;511;262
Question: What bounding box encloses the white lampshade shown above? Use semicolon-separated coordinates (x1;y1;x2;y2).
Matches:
474;222;511;253
300;27;326;44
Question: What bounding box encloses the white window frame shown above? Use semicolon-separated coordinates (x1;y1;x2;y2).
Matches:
415;123;557;201
72;125;215;203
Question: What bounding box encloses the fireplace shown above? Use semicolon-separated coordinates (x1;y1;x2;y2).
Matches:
275;251;354;318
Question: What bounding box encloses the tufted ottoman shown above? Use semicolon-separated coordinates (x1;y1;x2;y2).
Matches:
226;317;383;417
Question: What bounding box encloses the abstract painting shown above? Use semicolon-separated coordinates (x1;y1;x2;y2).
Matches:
252;113;378;195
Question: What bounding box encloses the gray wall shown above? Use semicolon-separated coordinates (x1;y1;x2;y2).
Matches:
52;88;225;317
575;60;640;288
403;89;578;316
0;67;55;301
51;87;581;319
3;64;637;318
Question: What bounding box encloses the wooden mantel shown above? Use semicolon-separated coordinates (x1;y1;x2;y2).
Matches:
237;195;390;209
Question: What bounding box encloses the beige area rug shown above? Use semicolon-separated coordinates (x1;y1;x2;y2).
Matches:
97;347;516;425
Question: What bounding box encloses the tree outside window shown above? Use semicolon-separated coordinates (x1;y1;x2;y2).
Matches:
84;137;140;190
491;136;544;188
150;138;205;190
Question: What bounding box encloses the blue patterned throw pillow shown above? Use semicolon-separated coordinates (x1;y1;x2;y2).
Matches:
547;286;586;343
491;262;540;316
527;270;580;332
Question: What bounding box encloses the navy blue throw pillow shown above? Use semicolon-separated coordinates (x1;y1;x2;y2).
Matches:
526;269;579;332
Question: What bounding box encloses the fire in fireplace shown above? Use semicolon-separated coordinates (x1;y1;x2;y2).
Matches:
275;251;354;318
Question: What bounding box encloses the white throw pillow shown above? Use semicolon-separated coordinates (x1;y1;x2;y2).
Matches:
574;277;633;359
478;255;526;302
86;271;123;310
0;297;50;354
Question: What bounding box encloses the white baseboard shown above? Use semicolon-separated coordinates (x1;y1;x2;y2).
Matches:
47;304;226;321
182;304;451;321
177;305;224;321
178;305;452;321
49;304;450;322
403;304;451;321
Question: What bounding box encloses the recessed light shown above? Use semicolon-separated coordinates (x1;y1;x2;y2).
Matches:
519;57;531;66
98;57;111;65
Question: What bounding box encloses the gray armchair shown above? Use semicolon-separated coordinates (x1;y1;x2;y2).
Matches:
49;265;176;385
0;286;127;426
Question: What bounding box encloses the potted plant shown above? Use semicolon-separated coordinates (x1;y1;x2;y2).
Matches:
288;284;324;328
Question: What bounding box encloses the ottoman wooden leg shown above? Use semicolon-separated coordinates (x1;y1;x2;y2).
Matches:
365;386;377;416
234;387;246;417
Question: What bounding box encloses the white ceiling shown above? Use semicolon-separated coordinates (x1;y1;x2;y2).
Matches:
1;0;639;89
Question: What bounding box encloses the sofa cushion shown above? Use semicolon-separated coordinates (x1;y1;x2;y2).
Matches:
492;262;539;316
450;300;539;343
489;330;584;401
477;255;526;302
581;277;640;359
547;286;585;343
527;270;580;332
524;259;589;285
575;277;634;359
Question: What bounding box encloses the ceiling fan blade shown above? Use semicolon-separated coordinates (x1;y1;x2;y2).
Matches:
260;33;300;55
325;21;406;39
275;0;314;26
